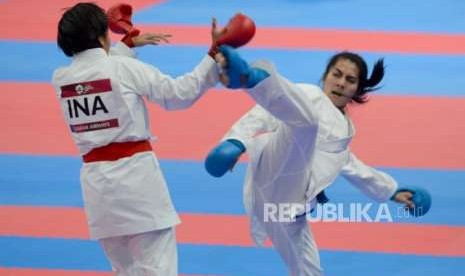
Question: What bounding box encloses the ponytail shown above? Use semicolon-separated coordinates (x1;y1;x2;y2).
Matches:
353;58;385;103
364;58;385;92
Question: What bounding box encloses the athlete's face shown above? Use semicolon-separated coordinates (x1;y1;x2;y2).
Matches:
323;58;360;109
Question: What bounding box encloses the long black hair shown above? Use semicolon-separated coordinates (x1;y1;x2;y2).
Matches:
322;51;385;103
57;2;108;57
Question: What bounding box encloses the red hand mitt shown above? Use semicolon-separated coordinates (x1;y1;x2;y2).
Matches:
217;13;256;48
107;3;139;35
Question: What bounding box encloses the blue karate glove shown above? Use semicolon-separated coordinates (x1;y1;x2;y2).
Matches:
219;45;269;89
391;186;432;217
205;139;246;178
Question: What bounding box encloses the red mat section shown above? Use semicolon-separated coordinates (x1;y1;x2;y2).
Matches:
0;267;207;276
1;82;464;169
2;206;465;257
1;0;465;55
0;269;113;276
0;0;162;42
138;24;465;55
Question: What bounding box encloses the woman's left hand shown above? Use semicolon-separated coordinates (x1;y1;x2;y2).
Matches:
133;33;172;47
392;191;415;209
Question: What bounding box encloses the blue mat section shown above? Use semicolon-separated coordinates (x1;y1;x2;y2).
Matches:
1;154;464;226
1;237;464;275
1;41;465;97
135;0;465;34
2;1;464;275
0;237;111;271
0;41;66;83
321;251;465;276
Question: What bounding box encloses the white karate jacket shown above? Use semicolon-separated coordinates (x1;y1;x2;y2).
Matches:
223;61;397;245
52;43;219;239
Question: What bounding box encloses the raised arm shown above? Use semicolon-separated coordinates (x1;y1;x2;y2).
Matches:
217;45;321;128
127;56;219;110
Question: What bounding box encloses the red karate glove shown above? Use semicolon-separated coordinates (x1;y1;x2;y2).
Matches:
107;3;140;48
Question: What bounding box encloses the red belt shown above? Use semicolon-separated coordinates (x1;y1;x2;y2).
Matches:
83;140;152;163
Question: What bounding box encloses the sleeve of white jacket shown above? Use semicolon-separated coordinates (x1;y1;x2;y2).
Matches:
340;152;398;202
222;104;279;149
127;56;219;110
245;61;320;127
109;42;137;58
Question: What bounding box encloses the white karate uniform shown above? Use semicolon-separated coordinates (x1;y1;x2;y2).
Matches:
223;61;398;276
52;42;219;275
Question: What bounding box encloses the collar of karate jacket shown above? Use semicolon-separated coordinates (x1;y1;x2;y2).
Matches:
72;48;107;65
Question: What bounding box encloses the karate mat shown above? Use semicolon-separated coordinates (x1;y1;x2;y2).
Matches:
1;0;464;275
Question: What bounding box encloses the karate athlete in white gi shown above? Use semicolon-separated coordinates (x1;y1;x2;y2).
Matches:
205;46;431;275
52;3;222;275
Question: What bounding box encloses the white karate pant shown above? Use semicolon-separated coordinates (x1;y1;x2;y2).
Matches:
99;227;177;276
252;122;323;276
